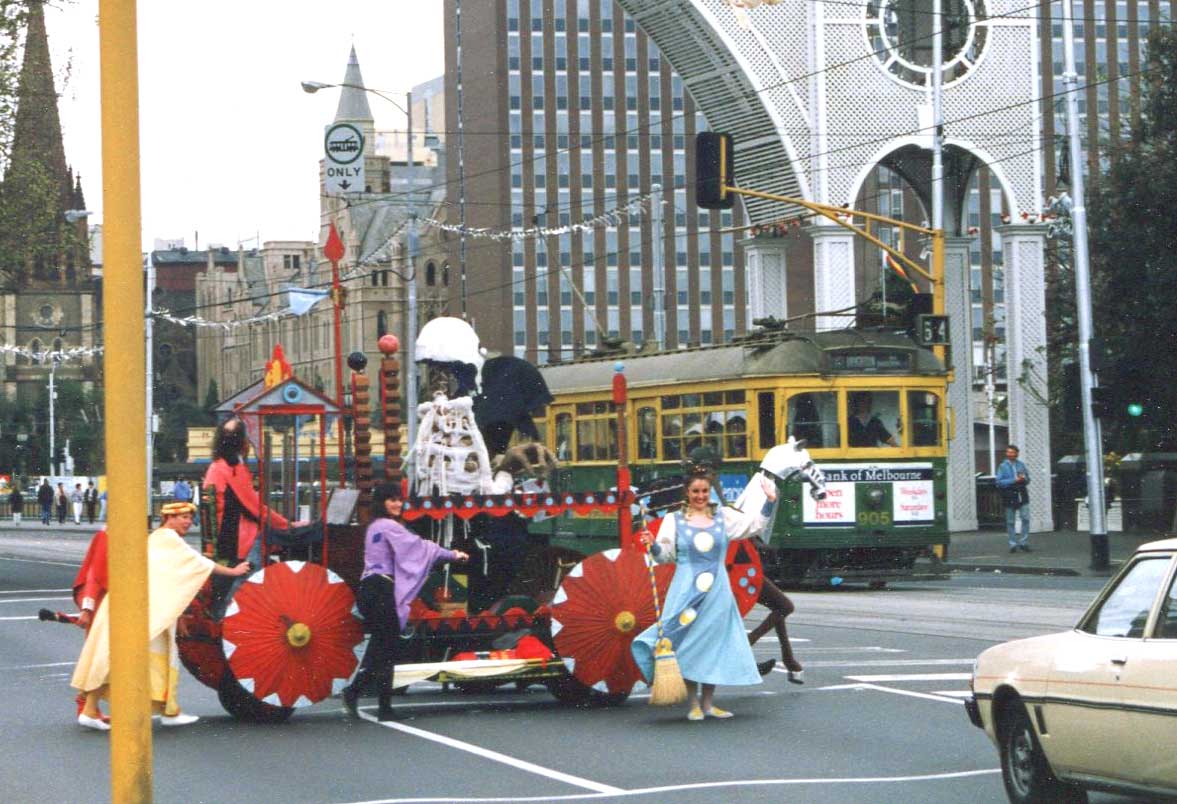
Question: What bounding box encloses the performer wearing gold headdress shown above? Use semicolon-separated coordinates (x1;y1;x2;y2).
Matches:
70;502;251;731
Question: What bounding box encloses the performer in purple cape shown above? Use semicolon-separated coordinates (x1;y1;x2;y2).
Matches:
341;482;468;720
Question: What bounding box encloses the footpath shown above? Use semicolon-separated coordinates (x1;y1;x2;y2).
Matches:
924;527;1170;577
0;519;1170;578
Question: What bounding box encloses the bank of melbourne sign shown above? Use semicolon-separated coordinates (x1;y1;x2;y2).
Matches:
324;122;365;195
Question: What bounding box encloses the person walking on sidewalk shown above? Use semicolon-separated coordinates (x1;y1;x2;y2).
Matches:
9;487;23;526
37;480;53;525
83;482;98;524
55;483;68;525
71;484;84;525
996;445;1032;553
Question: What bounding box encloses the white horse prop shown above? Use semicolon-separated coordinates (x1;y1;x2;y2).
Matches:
733;437;828;514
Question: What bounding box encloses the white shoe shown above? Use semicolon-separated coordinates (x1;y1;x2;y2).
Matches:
78;713;110;732
159;713;199;727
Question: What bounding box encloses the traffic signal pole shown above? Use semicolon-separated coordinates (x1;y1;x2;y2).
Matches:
99;0;154;799
1061;0;1109;569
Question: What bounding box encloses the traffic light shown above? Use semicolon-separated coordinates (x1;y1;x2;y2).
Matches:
696;132;734;210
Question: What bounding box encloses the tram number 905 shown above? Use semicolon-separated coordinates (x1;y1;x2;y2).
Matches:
857;511;892;527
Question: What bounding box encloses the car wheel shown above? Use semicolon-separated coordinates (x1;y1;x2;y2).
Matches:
999;703;1087;804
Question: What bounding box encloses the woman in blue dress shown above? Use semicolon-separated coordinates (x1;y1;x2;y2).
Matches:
633;467;777;720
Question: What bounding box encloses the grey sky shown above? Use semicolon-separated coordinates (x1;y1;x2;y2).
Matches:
44;0;445;250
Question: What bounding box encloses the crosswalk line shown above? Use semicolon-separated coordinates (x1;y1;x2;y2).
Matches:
805;658;971;668
845;672;972;683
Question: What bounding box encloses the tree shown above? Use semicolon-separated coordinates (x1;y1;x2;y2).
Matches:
1086;28;1177;451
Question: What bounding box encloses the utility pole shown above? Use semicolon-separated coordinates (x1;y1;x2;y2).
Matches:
405;90;419;467
1060;0;1108;569
47;358;56;475
651;185;666;348
145;251;155;522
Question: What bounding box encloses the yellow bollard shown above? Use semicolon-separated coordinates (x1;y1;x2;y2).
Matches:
99;0;152;799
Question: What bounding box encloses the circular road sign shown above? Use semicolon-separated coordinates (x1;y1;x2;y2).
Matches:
324;123;364;166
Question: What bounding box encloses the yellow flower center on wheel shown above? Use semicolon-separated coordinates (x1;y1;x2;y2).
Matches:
286;622;312;648
614;610;637;633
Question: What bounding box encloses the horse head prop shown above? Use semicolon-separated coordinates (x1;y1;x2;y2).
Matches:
734;437;828;514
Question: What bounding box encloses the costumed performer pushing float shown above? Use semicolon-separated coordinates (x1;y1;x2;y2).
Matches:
633;464;778;721
70;501;250;731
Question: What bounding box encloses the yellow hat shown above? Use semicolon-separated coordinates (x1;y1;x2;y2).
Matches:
161;501;197;517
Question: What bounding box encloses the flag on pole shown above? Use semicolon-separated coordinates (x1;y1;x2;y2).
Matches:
884;252;920;293
287;288;330;315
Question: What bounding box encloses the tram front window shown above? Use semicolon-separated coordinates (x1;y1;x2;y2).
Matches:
847;390;900;448
637;406;657;459
787;392;839;448
909;391;941;446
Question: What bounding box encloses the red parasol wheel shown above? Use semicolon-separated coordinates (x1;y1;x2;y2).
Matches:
726;539;765;617
222;561;365;709
550;548;674;696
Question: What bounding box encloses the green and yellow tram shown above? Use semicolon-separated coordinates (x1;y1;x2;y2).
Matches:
535;329;951;586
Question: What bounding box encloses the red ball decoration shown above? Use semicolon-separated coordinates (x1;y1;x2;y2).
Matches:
377;334;400;355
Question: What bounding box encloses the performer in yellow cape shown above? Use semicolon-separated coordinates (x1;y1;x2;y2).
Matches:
71;501;250;731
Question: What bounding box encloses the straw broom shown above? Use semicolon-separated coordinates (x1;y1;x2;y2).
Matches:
642;530;687;705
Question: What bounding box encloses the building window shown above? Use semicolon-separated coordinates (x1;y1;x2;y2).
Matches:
426;262;436;286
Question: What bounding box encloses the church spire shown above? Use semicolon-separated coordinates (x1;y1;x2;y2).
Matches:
334;46;374;125
7;0;71;204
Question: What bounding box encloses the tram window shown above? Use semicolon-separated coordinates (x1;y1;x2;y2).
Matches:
726;412;748;458
555;413;572;461
787;392;839;448
662;413;683;460
576;417;618;461
682;393;701;408
909;391;941;446
661;395;680;410
758;392;777;449
683;412;704;455
703;391;724;406
637;406;657;459
847;390;901;448
725;390;746;404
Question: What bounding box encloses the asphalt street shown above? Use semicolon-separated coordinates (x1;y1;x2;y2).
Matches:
0;530;1149;804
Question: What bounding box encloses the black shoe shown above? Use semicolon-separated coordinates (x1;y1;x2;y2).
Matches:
757;659;777;677
376;692;398;721
1010;547;1018;553
341;684;360;718
1020;545;1033;552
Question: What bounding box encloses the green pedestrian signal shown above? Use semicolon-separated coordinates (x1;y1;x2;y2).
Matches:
1127;402;1144;417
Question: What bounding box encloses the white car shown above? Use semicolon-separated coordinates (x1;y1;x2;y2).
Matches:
966;537;1177;803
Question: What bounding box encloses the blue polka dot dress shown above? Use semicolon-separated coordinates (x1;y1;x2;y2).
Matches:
631;509;763;687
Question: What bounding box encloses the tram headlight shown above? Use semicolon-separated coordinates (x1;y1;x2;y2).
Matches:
867;488;885;509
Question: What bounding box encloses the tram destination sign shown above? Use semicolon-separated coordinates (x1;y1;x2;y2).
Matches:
827;350;912;373
324;122;365;195
820;464;933;482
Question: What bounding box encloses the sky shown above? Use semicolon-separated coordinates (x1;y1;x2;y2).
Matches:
43;0;445;251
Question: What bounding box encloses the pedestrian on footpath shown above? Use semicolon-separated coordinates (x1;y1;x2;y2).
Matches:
996;444;1032;553
8;487;23;526
37;479;53;525
98;489;107;522
83;482;98;524
71;483;84;525
55;483;68;525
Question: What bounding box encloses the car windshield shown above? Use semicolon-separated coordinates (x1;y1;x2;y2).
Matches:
1080;556;1172;638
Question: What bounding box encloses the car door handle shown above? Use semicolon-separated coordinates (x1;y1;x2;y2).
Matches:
1110;656;1129;666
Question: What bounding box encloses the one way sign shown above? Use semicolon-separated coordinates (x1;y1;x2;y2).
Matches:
324;122;365;195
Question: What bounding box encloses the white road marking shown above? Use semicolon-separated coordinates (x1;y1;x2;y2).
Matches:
334;768;1001;803
0;661;74;670
821;682;964;705
845;672;972;683
0;588;71;594
0;556;81;568
357;709;623;795
931;690;975;698
0;616;39;621
0;596;72;604
741;634;811;643
805;658;972;668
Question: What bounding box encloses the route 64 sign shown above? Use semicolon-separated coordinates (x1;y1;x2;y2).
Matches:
916;314;950;346
324;122;365;195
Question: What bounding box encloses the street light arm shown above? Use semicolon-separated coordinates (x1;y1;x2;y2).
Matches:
299;80;407;115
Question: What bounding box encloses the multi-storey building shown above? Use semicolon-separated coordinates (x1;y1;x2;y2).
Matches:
444;0;748;362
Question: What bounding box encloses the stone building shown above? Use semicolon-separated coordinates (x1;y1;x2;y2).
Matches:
0;0;99;405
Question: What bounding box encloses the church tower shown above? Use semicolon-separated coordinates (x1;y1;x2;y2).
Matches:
0;0;99;404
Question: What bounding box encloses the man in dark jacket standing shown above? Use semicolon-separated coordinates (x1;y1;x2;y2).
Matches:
9;487;23;526
83;482;98;524
996;444;1031;553
37;480;53;525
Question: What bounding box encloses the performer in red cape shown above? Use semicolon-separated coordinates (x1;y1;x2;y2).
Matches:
202;416;289;564
70;530;109;718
